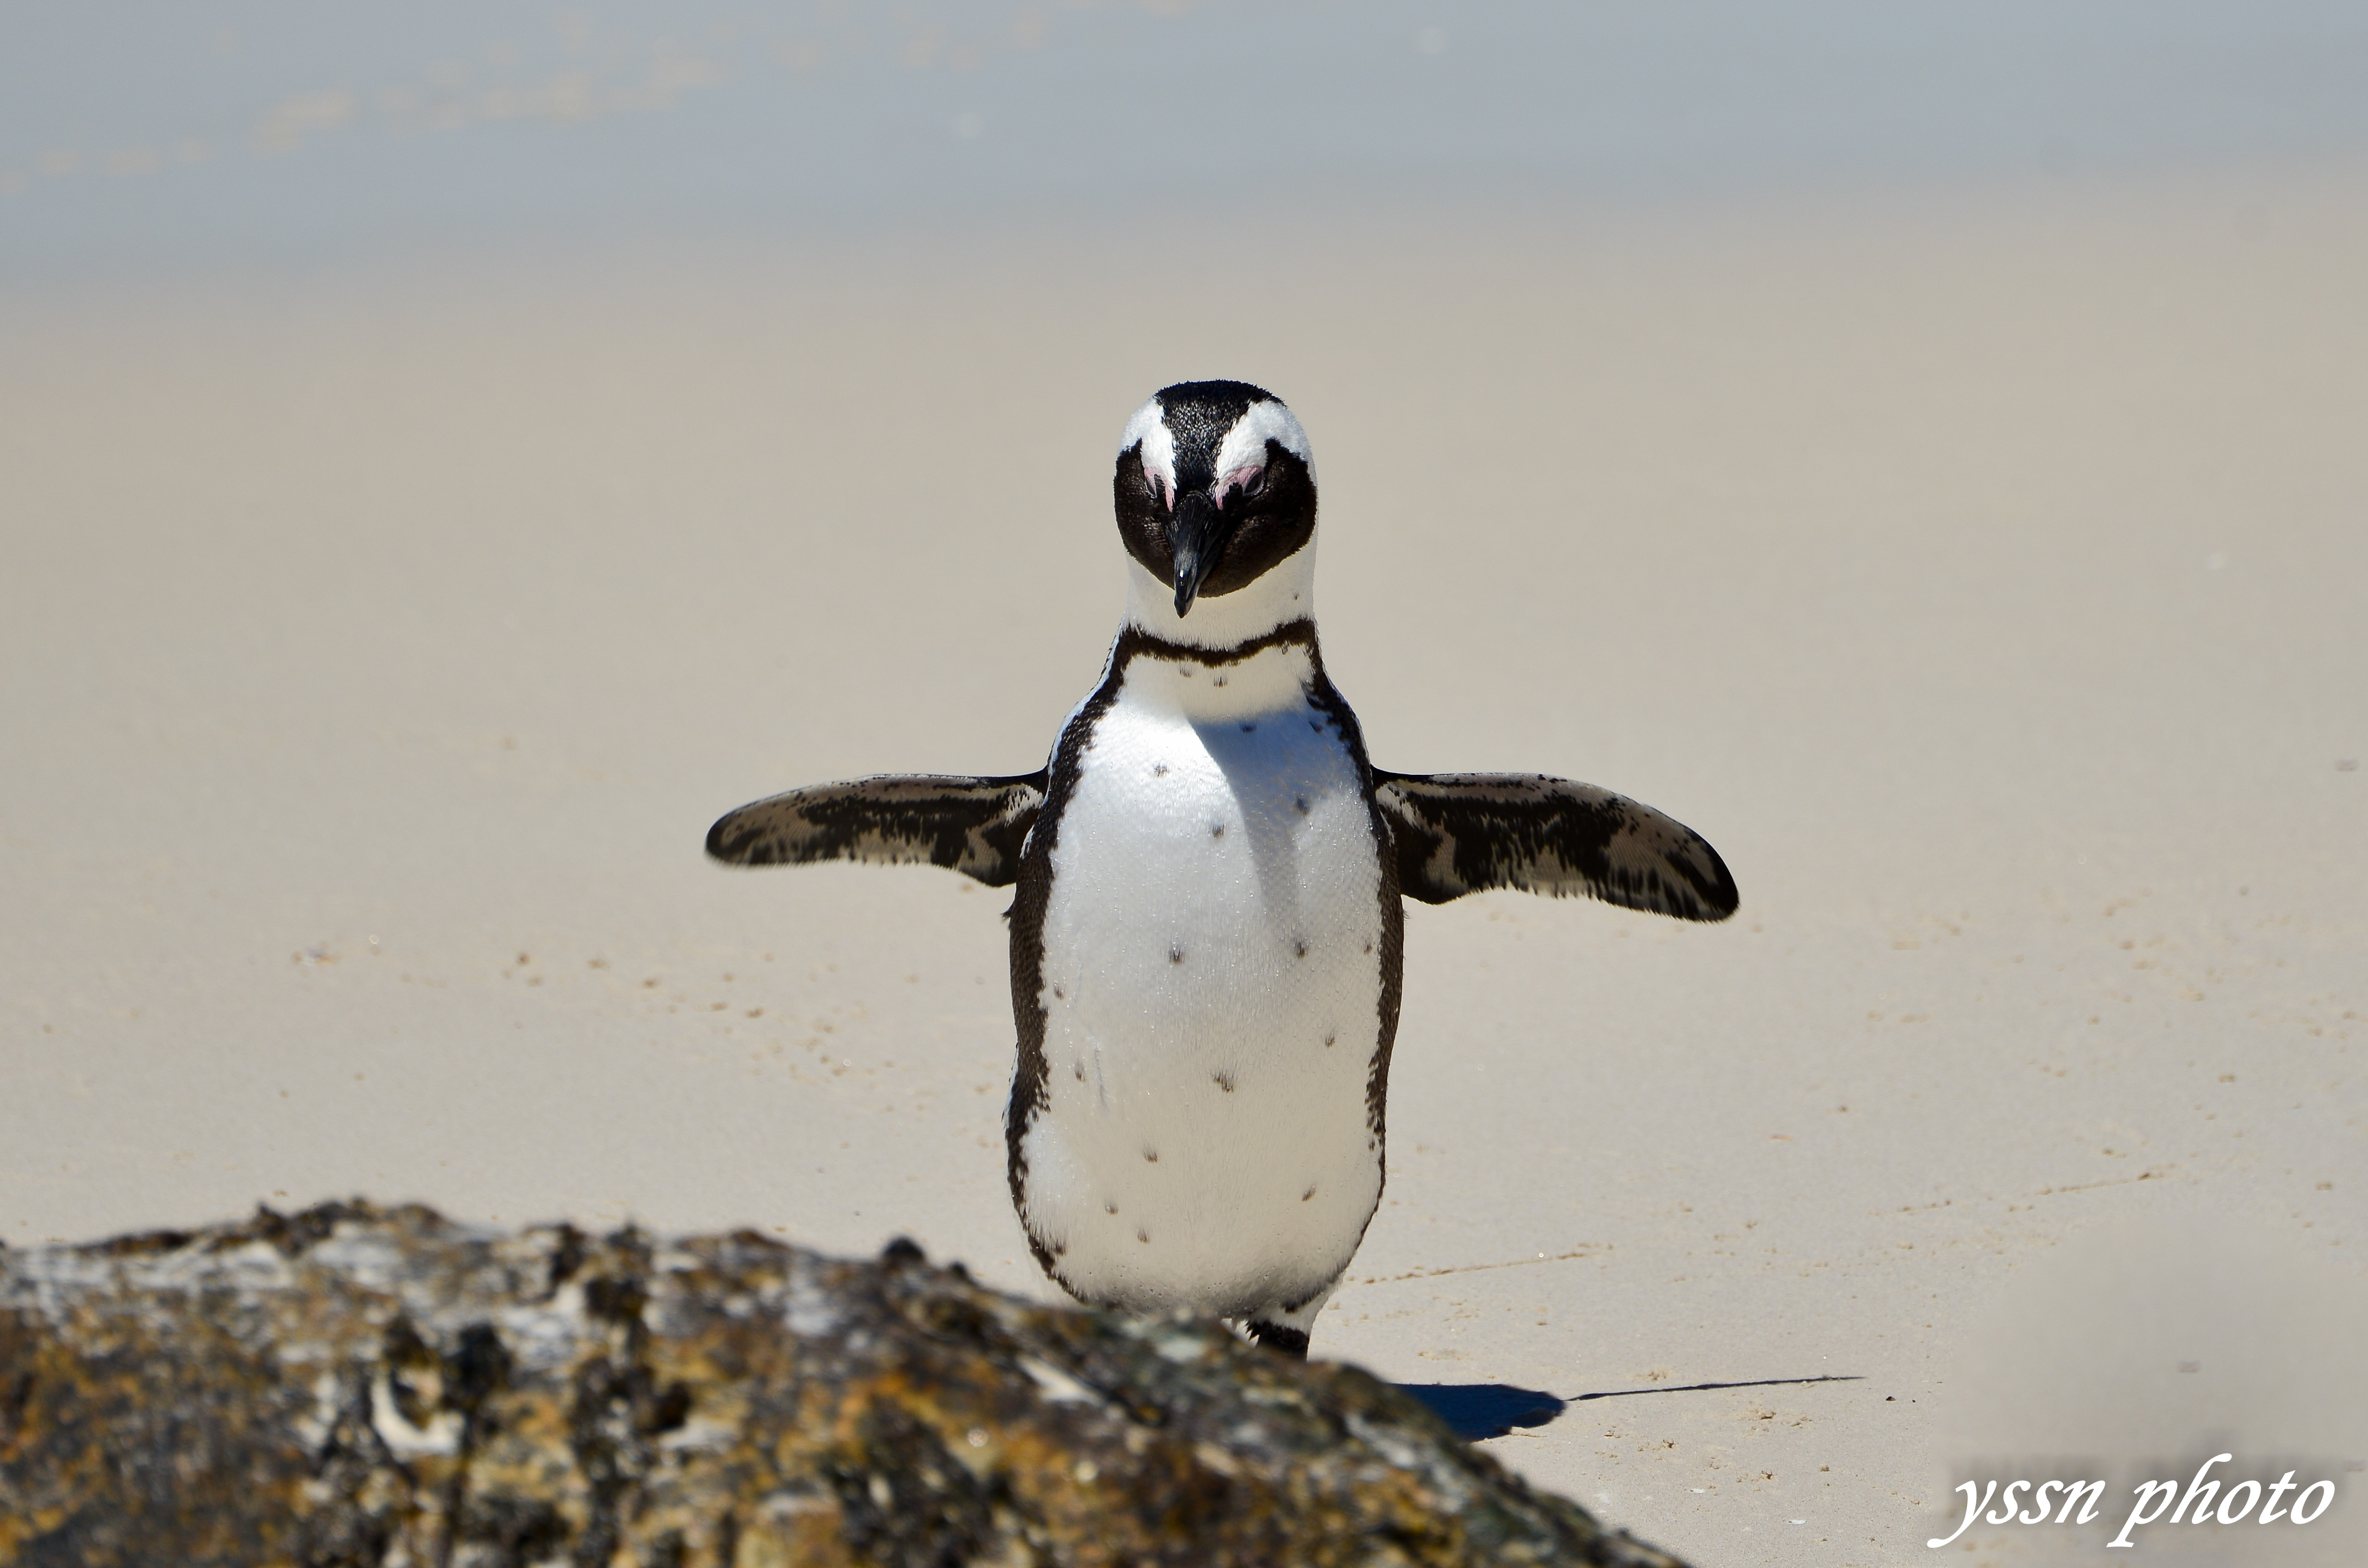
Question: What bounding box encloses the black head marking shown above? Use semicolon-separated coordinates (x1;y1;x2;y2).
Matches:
1114;380;1317;614
1158;379;1265;493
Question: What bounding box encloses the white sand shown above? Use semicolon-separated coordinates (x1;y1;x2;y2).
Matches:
4;166;2363;1564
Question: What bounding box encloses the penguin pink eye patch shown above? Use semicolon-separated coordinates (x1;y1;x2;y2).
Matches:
1218;464;1266;505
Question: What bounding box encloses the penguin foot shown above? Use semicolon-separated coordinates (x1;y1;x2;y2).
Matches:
1244;1319;1310;1359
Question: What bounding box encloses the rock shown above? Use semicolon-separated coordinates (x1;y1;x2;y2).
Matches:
0;1202;1689;1567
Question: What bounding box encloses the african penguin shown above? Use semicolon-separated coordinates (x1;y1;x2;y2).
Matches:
707;380;1738;1357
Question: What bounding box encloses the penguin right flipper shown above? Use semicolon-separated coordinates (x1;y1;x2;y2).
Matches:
706;772;1047;888
1373;771;1738;921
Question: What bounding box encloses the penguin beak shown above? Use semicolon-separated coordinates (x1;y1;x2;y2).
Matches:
1168;489;1235;618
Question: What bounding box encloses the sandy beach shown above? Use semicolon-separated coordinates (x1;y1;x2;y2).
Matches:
4;162;2363;1563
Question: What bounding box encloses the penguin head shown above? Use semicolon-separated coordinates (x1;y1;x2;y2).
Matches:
1114;381;1317;619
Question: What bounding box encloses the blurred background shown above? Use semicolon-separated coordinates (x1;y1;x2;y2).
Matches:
7;0;2368;274
7;7;2365;1566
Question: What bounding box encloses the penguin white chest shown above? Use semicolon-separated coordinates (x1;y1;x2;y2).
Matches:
1019;651;1390;1320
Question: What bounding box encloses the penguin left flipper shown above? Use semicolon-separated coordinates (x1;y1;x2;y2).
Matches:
706;772;1047;888
1373;771;1738;921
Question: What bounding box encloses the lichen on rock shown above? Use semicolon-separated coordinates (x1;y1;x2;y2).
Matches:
0;1201;1688;1567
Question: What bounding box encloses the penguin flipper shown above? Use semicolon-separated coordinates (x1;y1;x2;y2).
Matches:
1372;771;1738;921
705;772;1047;888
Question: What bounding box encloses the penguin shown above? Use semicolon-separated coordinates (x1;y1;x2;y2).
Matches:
707;380;1737;1358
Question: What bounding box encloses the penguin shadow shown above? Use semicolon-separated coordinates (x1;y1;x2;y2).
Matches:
1396;1373;1865;1442
1394;1382;1569;1442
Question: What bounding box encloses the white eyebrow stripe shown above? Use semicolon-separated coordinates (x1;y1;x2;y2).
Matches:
1119;397;1177;489
1215;399;1314;486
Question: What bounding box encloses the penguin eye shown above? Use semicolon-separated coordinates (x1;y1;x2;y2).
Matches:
1242;468;1267;498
